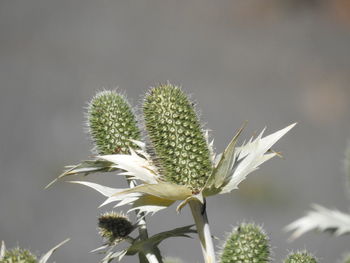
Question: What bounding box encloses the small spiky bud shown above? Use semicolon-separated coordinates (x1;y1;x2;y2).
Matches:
284;252;317;263
220;223;270;263
98;211;134;244
143;84;212;191
87;90;141;155
1;248;37;263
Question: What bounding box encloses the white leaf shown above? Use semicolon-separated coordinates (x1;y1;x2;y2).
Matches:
285;204;350;240
39;238;70;263
98;151;158;184
69;181;123;197
220;123;296;194
90;245;109;253
0;241;5;260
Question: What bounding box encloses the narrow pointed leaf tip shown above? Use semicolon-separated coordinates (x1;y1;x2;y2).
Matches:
285;204;350;240
216;123;296;195
143;84;213;192
38;238;70;263
220;223;270;263
87;90;141;155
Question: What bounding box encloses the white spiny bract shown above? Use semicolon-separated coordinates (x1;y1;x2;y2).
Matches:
285;204;350;240
70;84;295;215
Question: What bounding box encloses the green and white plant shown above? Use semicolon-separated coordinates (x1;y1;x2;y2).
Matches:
48;83;317;262
0;239;69;263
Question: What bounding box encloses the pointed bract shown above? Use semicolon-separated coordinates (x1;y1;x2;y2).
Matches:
285;204;350;240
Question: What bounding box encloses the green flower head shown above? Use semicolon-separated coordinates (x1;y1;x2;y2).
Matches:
87;90;141;155
98;211;134;244
220;223;270;263
284;252;317;263
1;248;37;263
143;84;213;192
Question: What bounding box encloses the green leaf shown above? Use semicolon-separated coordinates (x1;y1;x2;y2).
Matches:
127;225;196;255
203;123;245;196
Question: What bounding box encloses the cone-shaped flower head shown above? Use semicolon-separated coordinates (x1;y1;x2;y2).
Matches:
143;84;212;192
98;211;134;244
220;223;270;263
284;252;317;263
0;248;37;263
88;90;141;155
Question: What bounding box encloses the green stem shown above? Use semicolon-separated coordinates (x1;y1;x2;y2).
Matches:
189;199;216;263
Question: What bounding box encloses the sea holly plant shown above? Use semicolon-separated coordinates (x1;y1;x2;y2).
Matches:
0;239;69;263
51;83;303;262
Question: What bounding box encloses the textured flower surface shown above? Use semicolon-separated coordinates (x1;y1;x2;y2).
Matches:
219;223;270;263
71;85;296;215
284;252;317;263
98;212;134;245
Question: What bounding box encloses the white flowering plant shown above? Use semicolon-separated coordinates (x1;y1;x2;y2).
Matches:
43;83;319;263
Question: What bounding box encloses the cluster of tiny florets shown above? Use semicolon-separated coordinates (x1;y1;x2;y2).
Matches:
98;211;134;244
220;223;270;263
0;248;37;263
284;252;317;263
143;84;212;191
88;90;141;155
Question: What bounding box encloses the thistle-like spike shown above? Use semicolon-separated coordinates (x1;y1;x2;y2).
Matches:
87;90;141;155
98;211;134;245
284;252;317;263
220;223;270;263
143;84;213;192
0;247;37;263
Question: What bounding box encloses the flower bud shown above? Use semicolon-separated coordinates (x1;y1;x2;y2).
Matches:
143;84;212;192
98;211;133;244
87;90;141;155
1;248;37;263
220;223;270;263
284;252;317;263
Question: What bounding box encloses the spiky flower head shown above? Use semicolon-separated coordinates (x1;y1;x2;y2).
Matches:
284;252;317;263
87;90;141;155
98;211;134;244
143;84;213;192
220;223;270;263
0;248;37;263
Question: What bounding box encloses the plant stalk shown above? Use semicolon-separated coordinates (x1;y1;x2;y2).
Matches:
189;199;216;263
128;178;163;263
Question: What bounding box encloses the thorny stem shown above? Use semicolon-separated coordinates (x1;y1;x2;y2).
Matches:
128;179;163;263
189;199;216;263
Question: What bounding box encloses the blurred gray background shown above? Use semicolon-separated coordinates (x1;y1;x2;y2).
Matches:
1;1;350;262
